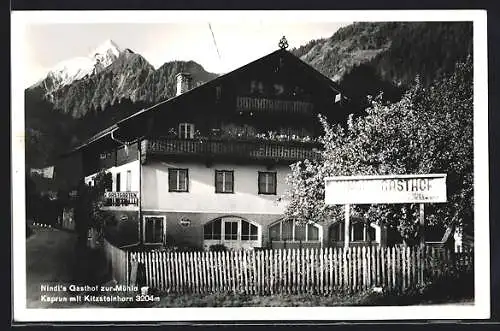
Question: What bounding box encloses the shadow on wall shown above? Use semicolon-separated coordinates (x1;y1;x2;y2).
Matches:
103;210;139;247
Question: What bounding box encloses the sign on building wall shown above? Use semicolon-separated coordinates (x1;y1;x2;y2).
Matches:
324;174;447;205
179;218;191;227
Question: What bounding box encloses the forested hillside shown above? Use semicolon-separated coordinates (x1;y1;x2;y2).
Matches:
292;22;473;103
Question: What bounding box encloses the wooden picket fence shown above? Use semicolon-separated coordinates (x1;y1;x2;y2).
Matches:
103;239;129;285
104;241;473;295
103;243;473;295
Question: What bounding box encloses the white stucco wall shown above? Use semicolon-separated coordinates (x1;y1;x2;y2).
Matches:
84;160;140;192
141;161;291;214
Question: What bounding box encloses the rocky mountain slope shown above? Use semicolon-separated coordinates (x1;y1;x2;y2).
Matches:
29;40;123;100
27;42;218;118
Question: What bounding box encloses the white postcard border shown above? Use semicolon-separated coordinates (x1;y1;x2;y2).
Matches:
11;9;490;322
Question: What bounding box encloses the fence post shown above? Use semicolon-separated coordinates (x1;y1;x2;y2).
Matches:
402;246;407;291
322;248;327;293
337;247;343;292
411;246;415;288
342;247;347;292
283;248;287;294
256;250;261;295
126;250;130;286
330;247;335;293
176;251;181;293
298;248;303;294
362;246;367;290
244;250;249;294
231;250;237;293
271;249;276;295
375;246;380;287
277;249;282;294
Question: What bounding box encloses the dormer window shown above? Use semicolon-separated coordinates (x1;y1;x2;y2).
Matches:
179;123;195;139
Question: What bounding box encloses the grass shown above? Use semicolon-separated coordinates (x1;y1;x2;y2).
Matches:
37;287;474;309
126;291;378;308
139;282;472;308
141;272;474;308
33;274;474;309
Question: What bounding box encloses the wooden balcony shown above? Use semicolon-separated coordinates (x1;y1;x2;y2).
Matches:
141;138;321;164
103;191;139;207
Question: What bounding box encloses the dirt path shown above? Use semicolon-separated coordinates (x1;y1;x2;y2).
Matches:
26;227;78;308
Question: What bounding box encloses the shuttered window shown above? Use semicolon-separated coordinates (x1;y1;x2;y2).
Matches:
168;168;189;192
179;123;195;139
215;170;234;193
258;171;276;195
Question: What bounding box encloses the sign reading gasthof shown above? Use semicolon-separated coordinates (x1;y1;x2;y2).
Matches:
324;174;447;204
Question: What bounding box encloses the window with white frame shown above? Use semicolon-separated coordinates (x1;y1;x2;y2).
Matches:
258;171;277;195
215;170;234;193
168;168;188;192
143;216;166;244
203;217;259;241
179;123;195;139
269;219;321;242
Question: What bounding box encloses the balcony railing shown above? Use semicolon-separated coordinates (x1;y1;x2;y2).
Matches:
103;191;139;207
141;138;321;163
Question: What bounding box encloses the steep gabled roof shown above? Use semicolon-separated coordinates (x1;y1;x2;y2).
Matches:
67;49;347;154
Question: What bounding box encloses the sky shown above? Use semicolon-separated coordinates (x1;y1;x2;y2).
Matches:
23;21;351;87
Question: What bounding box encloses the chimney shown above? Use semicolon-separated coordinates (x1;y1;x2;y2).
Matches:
175;72;193;96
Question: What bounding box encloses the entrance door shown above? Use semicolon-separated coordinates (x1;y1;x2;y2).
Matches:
223;219;238;241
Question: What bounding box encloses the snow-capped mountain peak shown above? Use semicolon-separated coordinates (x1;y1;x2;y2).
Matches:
89;39;122;60
32;39;124;91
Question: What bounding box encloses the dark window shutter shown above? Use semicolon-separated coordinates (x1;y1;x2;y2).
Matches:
168;169;177;191
116;173;121;192
225;172;234;192
215;171;224;192
258;172;266;193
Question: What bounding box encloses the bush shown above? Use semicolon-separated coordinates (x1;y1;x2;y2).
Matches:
209;244;228;252
418;271;474;302
176;244;204;252
360;270;474;306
